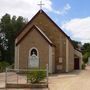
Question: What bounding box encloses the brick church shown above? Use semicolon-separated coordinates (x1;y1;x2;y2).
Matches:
15;9;82;73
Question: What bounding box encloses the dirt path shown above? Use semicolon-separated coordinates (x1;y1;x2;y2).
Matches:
49;66;90;90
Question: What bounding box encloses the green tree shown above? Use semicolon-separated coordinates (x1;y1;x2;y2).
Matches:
82;43;90;54
72;40;82;50
82;43;90;63
0;13;27;64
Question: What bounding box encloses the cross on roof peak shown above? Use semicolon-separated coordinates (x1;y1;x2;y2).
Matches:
38;1;44;10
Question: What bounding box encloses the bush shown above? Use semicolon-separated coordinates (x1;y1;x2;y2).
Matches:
82;63;86;70
0;61;9;72
83;52;90;64
27;69;46;84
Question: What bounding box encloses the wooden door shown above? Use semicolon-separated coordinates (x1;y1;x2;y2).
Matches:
74;58;80;70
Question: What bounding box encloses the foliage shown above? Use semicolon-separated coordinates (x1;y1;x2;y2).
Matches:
27;69;46;83
0;61;9;72
83;52;90;63
82;63;86;70
82;43;90;64
0;13;27;64
82;43;90;54
72;41;90;64
72;40;81;49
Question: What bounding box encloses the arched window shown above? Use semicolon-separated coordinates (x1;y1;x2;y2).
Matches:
29;47;39;57
31;49;37;56
28;47;39;68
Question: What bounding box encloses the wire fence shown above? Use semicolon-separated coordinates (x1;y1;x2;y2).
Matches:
5;64;48;88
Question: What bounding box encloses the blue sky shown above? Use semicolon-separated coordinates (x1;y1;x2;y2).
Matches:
46;0;90;43
50;0;90;21
0;0;90;43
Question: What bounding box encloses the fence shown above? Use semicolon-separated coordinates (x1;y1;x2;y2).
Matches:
5;64;48;88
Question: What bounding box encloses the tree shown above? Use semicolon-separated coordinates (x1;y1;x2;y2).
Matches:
82;43;90;54
82;43;90;63
72;40;82;50
0;13;27;64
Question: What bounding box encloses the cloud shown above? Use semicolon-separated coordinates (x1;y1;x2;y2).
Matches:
64;3;71;10
0;0;52;19
55;3;71;15
61;17;90;44
0;0;71;19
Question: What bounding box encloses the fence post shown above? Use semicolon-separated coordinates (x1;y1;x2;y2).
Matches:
5;68;7;86
27;69;28;84
17;70;18;84
46;64;48;84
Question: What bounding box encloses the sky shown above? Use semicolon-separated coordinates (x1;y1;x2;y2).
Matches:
0;0;90;44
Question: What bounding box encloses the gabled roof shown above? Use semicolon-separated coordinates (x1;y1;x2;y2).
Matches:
15;9;74;47
16;25;55;47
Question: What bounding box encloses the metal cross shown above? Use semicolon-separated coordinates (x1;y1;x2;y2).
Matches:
38;0;44;10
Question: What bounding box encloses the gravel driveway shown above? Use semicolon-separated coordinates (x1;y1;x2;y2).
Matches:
49;65;90;90
0;66;90;90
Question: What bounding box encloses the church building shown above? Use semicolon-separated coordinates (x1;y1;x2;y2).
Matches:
15;9;82;73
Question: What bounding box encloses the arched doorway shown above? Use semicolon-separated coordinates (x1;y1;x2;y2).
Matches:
28;47;39;68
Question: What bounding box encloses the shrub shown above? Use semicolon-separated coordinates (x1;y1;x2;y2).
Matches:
27;69;46;84
82;63;86;70
83;52;90;64
0;61;9;72
83;58;88;64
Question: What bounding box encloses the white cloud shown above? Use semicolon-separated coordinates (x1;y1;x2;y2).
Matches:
0;0;53;19
0;0;71;19
56;3;71;15
61;17;90;43
64;3;71;10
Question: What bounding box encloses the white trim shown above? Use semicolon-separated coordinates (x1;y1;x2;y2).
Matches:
66;39;69;72
15;39;17;44
18;45;20;69
49;45;53;73
15;46;17;69
35;25;53;44
15;44;19;69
